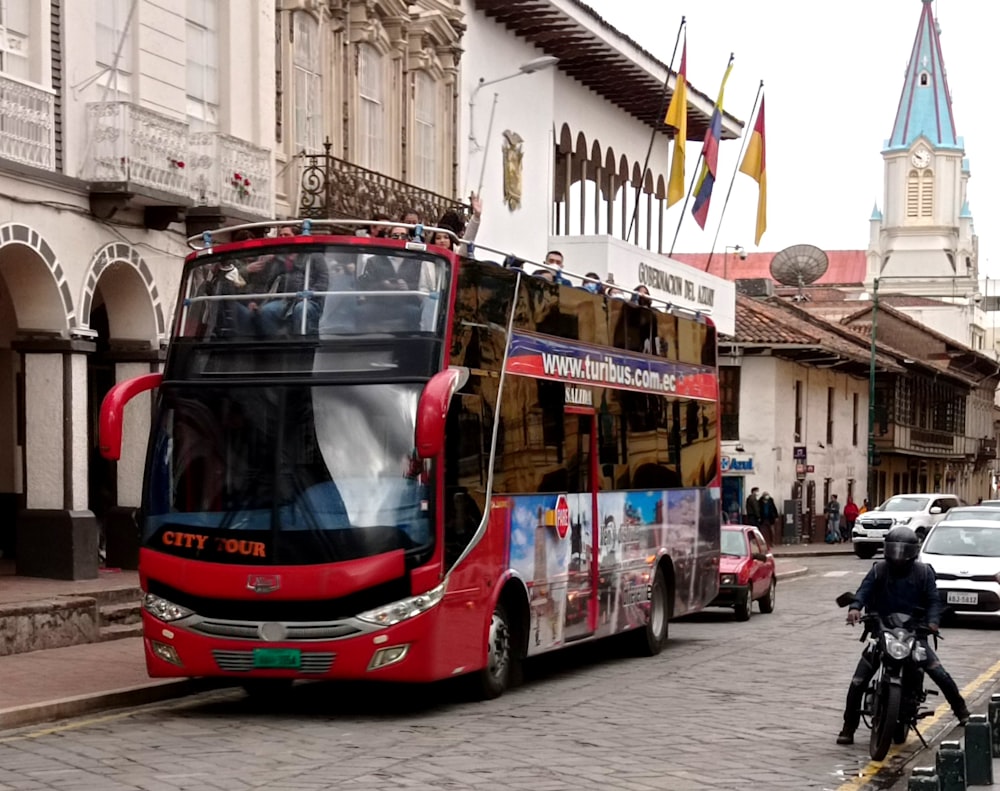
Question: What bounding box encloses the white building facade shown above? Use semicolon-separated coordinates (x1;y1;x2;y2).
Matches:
0;0;275;578
459;0;740;334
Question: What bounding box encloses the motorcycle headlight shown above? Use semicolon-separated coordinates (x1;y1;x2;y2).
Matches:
143;593;194;622
883;631;915;660
356;581;447;627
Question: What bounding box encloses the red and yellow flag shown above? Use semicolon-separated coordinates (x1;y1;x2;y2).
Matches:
738;95;767;245
663;37;687;207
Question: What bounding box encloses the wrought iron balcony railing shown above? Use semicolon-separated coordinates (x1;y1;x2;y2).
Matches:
189;132;272;217
0;75;55;171
299;140;466;224
86;102;188;196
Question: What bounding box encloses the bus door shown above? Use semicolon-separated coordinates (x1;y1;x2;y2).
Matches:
564;406;599;641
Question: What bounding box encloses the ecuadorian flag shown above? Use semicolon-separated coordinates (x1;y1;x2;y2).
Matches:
691;57;734;229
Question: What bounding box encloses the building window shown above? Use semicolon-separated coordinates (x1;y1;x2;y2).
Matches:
826;386;835;445
293;13;322;153
907;169;933;219
0;0;30;81
358;43;384;172
186;0;219;128
852;392;859;446
96;0;133;97
719;366;740;441
794;380;803;442
919;171;933;217
413;71;437;190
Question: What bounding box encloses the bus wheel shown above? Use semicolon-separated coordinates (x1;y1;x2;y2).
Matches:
242;679;294;703
475;601;517;699
633;571;669;656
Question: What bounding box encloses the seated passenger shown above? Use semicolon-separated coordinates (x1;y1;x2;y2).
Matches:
251;225;329;336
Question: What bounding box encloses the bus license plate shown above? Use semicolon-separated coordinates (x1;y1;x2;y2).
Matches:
946;591;978;606
253;648;301;669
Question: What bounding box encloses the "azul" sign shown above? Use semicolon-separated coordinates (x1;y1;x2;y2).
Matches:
721;455;755;474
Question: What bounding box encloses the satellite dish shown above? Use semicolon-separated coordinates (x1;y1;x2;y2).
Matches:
769;244;829;301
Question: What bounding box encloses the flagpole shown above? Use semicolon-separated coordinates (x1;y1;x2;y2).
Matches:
670;52;733;257
626;16;685;244
704;80;764;273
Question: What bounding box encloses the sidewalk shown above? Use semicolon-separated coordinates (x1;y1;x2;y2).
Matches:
0;558;812;732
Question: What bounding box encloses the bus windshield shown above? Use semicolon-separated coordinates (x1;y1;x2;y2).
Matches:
179;243;450;339
143;383;432;566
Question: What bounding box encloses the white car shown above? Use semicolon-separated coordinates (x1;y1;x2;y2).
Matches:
852;493;960;559
919;519;1000;619
940;506;1000;523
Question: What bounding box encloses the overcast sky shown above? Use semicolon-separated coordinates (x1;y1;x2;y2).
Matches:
582;0;1000;278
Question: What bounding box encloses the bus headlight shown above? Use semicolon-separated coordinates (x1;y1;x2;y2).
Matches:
143;593;194;622
356;581;447;627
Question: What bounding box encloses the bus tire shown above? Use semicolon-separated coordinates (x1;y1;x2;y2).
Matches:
474;600;518;699
633;569;669;656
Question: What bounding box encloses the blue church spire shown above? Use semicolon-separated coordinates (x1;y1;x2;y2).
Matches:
886;0;959;150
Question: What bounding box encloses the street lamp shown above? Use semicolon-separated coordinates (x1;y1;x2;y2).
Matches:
468;55;559;152
724;244;746;280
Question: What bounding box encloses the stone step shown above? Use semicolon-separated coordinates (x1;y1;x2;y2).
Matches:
0;597;99;657
89;587;144;608
99;622;143;642
99;601;141;627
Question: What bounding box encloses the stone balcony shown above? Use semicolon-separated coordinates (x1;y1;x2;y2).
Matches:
85;102;274;233
0;75;56;171
298;140;466;226
85;101;191;228
186;132;272;234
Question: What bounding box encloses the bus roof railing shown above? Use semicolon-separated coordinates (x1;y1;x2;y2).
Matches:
186;218;461;251
186;218;713;323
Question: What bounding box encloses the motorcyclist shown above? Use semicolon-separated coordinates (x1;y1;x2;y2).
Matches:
836;525;970;745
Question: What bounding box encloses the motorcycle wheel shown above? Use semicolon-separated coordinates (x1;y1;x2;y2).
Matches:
892;721;907;744
869;682;902;761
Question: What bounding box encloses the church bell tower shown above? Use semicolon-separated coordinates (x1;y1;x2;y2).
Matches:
866;0;978;304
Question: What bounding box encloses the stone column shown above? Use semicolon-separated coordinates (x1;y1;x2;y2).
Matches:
14;338;98;580
104;352;162;570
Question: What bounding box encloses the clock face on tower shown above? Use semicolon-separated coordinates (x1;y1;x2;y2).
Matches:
911;148;931;168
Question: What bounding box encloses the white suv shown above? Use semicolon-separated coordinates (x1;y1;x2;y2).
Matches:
852;493;960;559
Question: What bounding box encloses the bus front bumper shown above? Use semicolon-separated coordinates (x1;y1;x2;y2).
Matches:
142;607;448;683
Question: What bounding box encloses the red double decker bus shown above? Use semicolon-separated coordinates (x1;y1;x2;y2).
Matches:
100;220;721;698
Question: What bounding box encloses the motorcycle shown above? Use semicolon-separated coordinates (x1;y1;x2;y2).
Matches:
836;592;938;760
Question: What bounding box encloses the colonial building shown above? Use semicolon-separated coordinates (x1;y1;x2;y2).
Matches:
0;0;275;578
842;303;999;506
718;295;875;542
279;0;467;225
459;0;741;334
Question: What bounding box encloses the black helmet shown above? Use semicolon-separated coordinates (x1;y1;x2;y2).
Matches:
884;526;920;572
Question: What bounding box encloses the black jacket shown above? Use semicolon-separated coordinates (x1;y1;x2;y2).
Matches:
850;560;942;627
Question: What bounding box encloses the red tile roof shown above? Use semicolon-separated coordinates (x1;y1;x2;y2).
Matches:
672;250;867;285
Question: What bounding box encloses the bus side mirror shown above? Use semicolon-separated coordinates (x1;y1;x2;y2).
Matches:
99;373;163;461
415;366;469;459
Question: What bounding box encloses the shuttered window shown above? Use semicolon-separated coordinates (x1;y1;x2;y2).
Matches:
293;13;322;153
919;171;933;218
357;44;384;172
413;71;437;190
906;170;919;218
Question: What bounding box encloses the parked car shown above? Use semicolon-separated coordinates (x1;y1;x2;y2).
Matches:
852;493;959;558
918;519;1000;620
940;506;1000;523
709;525;776;621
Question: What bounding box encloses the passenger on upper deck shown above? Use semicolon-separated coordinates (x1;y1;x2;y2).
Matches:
248;224;329;336
430;193;482;256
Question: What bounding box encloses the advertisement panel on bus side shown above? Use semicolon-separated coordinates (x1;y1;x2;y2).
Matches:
505;330;717;400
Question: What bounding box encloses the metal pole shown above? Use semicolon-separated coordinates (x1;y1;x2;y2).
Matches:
868;277;880;502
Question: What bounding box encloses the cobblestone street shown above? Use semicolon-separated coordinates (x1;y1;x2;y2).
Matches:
2;556;999;790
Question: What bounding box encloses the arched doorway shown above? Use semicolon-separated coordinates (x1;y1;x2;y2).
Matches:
0;227;75;563
81;246;163;567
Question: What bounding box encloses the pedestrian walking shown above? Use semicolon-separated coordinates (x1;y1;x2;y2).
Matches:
825;494;841;543
758;492;778;547
745;487;761;527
